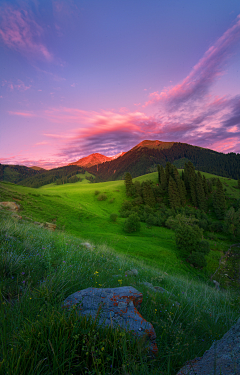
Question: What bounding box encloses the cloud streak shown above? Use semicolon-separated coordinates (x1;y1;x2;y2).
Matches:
145;15;240;109
0;6;53;61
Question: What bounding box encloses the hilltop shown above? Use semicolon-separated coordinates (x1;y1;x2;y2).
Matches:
85;140;240;181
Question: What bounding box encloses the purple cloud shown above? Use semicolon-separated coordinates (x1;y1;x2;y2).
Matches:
0;6;53;61
146;15;240;109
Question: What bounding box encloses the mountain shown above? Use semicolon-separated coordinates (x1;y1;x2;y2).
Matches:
85;140;240;181
68;152;125;168
0;164;43;184
17;165;86;188
30;166;46;171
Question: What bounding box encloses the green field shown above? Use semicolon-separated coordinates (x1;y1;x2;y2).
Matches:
1;170;236;279
1;170;240;374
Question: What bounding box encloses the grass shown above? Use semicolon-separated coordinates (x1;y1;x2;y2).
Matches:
0;214;239;375
0;171;240;373
0;171;232;279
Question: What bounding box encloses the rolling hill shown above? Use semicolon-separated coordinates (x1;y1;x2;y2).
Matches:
85;140;240;181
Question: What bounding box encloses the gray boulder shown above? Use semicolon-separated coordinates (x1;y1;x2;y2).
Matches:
177;317;240;375
62;286;158;358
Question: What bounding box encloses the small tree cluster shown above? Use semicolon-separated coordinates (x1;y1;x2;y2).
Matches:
97;193;107;201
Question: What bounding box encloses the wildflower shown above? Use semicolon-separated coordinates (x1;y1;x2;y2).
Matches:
22;272;25;275
23;281;25;284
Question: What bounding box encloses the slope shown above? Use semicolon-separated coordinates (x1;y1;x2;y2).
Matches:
86;140;240;181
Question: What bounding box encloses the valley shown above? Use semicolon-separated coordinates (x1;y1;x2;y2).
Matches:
0;167;240;374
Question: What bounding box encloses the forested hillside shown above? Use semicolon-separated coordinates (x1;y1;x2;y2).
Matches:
17;165;86;188
0;164;43;184
86;141;240;181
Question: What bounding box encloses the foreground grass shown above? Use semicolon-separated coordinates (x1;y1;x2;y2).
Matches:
1;214;240;375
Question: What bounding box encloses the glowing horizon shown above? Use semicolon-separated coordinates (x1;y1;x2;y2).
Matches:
1;1;240;170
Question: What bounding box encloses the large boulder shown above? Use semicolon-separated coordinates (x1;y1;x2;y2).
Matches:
177;317;240;375
62;286;158;358
0;202;20;211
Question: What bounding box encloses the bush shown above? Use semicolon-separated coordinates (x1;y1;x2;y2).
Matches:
146;214;158;226
175;224;203;257
124;213;141;233
110;213;118;222
97;193;107;201
109;198;115;203
198;219;208;230
188;252;207;269
94;190;100;195
198;240;210;255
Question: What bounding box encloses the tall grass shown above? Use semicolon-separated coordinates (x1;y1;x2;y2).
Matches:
0;213;239;374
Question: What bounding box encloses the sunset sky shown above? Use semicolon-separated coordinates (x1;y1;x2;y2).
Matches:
1;0;240;169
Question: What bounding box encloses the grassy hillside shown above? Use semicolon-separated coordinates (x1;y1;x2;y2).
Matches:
0;213;239;375
1;170;236;279
0;170;240;374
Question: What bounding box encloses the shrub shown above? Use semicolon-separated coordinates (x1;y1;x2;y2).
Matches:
175;224;203;257
97;193;107;201
94;190;100;195
198;219;208;230
109;198;115;203
110;213;118;222
198;240;210;255
124;213;141;233
146;214;158;226
188;252;207;269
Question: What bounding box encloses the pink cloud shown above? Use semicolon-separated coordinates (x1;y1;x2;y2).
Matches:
2;79;31;91
0;6;53;61
145;14;240;108
8;111;35;117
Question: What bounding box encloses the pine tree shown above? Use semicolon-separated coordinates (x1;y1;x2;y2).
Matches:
202;175;208;195
165;162;172;185
160;165;167;191
184;162;197;206
142;181;156;207
196;171;207;211
168;176;181;209
157;165;161;183
213;178;226;219
124;172;133;196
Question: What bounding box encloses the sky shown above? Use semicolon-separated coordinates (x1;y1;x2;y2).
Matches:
1;0;240;169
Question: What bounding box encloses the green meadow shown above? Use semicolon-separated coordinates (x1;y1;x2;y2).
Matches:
0;170;240;374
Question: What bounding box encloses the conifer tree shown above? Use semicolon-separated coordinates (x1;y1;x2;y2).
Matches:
202;175;208;195
165;162;172;185
157;165;161;183
168;176;181;208
184;162;197;206
213;178;226;219
142;181;156;207
124;172;133;197
196;171;207;211
160;165;167;191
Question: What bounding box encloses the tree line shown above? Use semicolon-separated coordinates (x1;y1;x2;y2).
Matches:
121;161;240;269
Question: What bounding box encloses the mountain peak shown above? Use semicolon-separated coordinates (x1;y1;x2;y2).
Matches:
68;151;124;168
134;140;175;150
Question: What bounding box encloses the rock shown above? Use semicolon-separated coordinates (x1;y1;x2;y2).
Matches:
213;280;220;290
34;221;44;227
12;214;22;220
45;222;56;231
81;242;94;250
125;269;138;276
62;286;158;358
0;202;20;211
176;317;240;375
